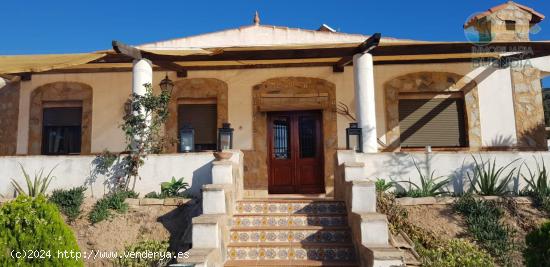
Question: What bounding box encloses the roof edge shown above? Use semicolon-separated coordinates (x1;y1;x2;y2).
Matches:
464;1;545;28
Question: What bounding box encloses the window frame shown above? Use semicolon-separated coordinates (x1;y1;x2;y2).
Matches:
41;104;83;155
397;92;469;150
177;98;218;152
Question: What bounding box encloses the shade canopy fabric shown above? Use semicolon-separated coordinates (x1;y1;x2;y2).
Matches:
141;48;220;56
0;53;106;74
3;40;550;75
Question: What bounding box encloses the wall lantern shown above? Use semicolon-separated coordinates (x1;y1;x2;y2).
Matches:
217;123;234;151
159;74;174;94
179;124;195;153
346;123;363;153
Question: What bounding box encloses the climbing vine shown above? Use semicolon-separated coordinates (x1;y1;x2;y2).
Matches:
93;83;171;192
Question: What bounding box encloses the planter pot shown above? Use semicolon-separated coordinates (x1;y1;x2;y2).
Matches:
214;151;233;161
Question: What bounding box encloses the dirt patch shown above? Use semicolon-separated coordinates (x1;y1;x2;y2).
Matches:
404;205;468;240
404;201;549;266
67;198;199;267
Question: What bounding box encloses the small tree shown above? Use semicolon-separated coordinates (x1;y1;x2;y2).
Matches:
94;83;171;192
120;83;171;190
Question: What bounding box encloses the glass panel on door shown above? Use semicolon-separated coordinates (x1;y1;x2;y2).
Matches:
299;116;316;158
273;118;291;159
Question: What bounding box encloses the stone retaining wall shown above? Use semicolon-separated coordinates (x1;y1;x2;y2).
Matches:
395;196;532;206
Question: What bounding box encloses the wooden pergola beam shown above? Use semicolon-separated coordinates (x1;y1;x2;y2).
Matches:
112;40;188;77
153;61;188;77
333;33;381;72
105;40;550;65
112;40;142;59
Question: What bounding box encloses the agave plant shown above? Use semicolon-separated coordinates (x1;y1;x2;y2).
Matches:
520;156;550;197
375;178;394;193
10;163;56;197
400;158;450;197
467;155;518;196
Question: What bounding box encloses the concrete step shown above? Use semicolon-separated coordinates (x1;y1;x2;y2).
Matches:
231;214;348;228
235;200;346;215
229;227;352;244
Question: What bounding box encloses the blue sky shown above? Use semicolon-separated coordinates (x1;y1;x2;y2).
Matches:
2;1;550;84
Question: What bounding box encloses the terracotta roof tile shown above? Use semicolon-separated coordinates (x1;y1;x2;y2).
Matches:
464;1;545;28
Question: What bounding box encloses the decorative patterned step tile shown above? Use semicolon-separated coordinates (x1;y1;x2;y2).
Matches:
232;214;348;228
236;201;346;215
224;259;359;266
229;228;352;243
226;244;356;262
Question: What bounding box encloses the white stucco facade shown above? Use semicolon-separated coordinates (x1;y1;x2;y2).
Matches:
13;59;540;154
469;66;518;146
1;152;216;197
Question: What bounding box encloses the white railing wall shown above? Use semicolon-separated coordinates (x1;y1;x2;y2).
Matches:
341;151;550;194
0;152;217;198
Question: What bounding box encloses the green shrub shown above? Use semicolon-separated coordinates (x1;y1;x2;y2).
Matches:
88;191;129;224
88;199;110;224
114;240;171;267
144;191;162;199
104;191;129;213
453;194;515;264
49;186;86;221
524;221;550;266
419;239;495;267
121;190;139;199
11;163;56;197
375;178;393;193
467;155;517;196
521;157;550;197
521;157;550;214
399;158;450;198
542;196;550;213
145;177;190;199
160;177;189;197
0;195;83;266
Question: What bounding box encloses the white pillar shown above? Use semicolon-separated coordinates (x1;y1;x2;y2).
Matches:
132;59;153;96
131;59;153;149
0;77;8;89
353;52;377;153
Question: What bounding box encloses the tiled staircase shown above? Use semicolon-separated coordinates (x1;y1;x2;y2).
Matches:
224;198;359;267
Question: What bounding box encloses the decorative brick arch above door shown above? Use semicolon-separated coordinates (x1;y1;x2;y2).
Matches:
246;77;337;196
28;82;93;155
164;78;228;153
384;72;481;151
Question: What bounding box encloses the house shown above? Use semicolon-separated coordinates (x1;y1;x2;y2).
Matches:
1;2;550;266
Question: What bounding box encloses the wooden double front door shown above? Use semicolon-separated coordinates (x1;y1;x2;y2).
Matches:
268;111;324;194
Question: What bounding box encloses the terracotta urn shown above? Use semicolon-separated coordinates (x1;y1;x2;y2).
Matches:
214;151;233;161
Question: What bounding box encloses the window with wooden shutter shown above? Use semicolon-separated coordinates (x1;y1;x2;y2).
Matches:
398;94;467;148
42;107;82;155
178;103;217;151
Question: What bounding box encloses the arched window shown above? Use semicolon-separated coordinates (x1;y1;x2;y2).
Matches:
29;82;92;155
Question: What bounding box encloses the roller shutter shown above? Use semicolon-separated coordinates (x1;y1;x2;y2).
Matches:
398;98;467;147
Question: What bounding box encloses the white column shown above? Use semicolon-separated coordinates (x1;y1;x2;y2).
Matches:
0;77;8;88
353;52;377;153
132;59;153;96
131;59;153;149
